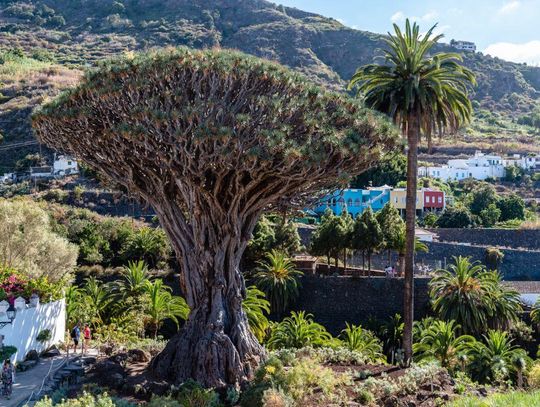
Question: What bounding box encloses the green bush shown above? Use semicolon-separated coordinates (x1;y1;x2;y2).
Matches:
34;392;135;406
0;346;17;361
448;391;540;407
267;311;333;350
37;329;52;342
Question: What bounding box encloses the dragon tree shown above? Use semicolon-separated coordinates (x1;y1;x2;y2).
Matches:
33;48;398;387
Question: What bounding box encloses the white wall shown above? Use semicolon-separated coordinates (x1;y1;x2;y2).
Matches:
0;299;65;363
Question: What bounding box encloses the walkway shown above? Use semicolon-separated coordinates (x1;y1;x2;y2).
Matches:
0;350;98;407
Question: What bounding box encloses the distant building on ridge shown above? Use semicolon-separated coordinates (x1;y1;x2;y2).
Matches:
450;39;476;52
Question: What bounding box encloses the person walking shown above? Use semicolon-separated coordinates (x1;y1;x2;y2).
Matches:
82;323;91;355
1;359;14;400
70;323;81;354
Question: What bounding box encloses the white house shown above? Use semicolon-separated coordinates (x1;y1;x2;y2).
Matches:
503;154;540;171
30;166;54;179
0;173;14;184
419;151;505;181
53;155;79;176
450;39;476;52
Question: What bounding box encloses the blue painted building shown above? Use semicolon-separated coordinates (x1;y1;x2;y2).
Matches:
312;187;392;218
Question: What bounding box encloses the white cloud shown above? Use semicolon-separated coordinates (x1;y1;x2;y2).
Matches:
484;41;540;65
391;11;405;23
390;10;439;24
497;0;521;15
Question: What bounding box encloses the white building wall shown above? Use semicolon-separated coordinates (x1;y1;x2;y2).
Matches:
0;299;65;363
53;157;79;175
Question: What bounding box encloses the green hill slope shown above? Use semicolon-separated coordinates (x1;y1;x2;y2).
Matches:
0;0;539;168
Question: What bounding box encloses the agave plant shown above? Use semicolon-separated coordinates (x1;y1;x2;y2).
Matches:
468;330;530;384
254;250;303;315
413;320;476;371
430;256;520;336
267;311;332;350
339;323;385;362
243;286;271;343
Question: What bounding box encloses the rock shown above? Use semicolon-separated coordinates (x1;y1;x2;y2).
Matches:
17;360;38;371
42;347;61;358
110;373;126;389
478;387;488;397
25;350;39;361
128;348;151;363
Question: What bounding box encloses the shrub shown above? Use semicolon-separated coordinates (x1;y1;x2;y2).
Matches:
339;323;385;362
528;362;540;389
34;392;135;406
0;346;17;361
37;329;52;343
468;330;530;384
170;379;221;407
243;286;270;342
261;387;294;407
267;311;333;350
253;250;303;315
283;357;348;402
413;320;475;371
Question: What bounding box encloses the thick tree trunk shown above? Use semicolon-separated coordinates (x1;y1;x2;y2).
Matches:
343;249;347;271
150;207;264;388
403;115;420;366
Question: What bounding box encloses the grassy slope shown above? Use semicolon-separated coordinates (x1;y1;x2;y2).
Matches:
0;0;538;168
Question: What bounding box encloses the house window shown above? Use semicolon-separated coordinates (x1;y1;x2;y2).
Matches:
68;161;72;165
438;196;442;203
354;199;361;207
347;199;353;207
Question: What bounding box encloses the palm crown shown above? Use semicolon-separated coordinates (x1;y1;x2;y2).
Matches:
349;19;476;140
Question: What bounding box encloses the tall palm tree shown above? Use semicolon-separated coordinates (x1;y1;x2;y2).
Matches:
349;19;475;362
254;250;303;315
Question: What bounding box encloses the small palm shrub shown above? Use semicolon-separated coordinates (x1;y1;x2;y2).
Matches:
430;256;521;336
468;330;530;384
143;279;189;338
267;311;332;350
254;250;303;314
413;320;475;371
339;323;385;362
243;286;271;342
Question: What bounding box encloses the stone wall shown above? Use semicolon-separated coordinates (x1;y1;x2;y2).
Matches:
429;228;540;250
416;242;540;281
287;276;431;335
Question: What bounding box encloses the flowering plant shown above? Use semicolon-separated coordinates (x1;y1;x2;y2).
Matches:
0;266;64;303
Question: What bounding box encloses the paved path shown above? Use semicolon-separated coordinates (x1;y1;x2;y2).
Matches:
0;350;98;407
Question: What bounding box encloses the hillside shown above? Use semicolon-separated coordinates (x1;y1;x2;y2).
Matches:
0;0;539;168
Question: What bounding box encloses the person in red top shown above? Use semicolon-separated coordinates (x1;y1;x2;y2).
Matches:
82;323;91;355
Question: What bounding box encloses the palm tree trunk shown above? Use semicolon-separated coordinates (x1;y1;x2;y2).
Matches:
398;253;405;277
362;251;365;275
368;252;372;277
403;115;420;366
343;248;347;271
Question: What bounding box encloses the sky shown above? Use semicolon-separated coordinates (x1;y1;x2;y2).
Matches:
275;0;540;66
